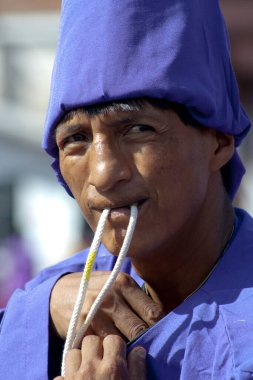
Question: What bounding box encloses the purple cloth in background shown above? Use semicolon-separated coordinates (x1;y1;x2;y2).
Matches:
1;208;253;379
42;0;251;199
0;236;32;308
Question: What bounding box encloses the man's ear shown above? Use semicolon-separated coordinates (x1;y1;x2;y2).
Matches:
210;132;234;172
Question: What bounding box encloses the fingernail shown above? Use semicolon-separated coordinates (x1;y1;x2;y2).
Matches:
133;346;146;358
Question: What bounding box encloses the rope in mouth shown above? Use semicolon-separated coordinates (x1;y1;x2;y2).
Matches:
61;204;138;376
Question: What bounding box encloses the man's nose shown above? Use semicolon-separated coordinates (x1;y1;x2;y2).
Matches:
88;138;132;192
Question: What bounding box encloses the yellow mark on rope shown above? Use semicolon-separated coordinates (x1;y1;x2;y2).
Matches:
83;251;97;280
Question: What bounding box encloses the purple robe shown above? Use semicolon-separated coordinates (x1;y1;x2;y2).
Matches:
1;208;253;379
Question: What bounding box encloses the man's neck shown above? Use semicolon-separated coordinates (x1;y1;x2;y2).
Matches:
131;191;235;313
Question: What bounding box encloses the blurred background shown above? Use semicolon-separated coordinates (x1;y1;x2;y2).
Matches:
0;0;252;307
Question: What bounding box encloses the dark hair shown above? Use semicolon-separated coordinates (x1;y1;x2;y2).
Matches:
59;97;202;129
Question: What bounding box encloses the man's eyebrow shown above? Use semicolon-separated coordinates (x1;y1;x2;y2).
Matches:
55;110;86;138
55;123;85;138
56;110;141;135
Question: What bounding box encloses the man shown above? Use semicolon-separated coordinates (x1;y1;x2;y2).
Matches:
0;0;253;379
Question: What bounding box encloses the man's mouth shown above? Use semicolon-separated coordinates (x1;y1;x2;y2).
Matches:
108;199;147;222
91;199;148;223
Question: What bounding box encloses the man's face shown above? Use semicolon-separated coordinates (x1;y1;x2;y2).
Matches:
56;102;216;259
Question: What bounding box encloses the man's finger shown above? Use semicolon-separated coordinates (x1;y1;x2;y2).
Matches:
103;296;149;341
80;335;103;360
65;349;82;376
113;307;149;341
90;310;126;340
128;347;147;380
102;334;127;359
116;273;164;325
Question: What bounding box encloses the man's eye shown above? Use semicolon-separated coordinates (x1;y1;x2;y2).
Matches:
127;124;155;134
69;133;86;142
60;133;89;148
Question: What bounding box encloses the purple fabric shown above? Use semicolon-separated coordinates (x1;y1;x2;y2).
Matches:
42;0;251;199
0;236;33;308
129;208;253;378
1;208;253;378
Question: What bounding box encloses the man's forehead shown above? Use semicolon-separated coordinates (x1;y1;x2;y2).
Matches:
56;105;147;135
56;99;162;130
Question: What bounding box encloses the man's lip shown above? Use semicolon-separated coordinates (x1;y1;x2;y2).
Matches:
91;199;148;213
108;199;148;223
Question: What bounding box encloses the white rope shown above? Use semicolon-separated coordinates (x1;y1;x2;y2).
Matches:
72;204;138;348
61;208;110;376
61;204;138;376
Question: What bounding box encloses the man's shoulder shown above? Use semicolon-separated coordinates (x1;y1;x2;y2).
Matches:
24;249;88;290
24;244;132;291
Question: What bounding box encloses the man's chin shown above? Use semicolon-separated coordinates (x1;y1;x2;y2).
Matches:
102;228;127;254
102;238;121;257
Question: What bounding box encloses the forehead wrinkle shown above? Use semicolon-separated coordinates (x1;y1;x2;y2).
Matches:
94;114;136;128
60;109;84;125
55;111;83;138
56;123;85;138
56;109;144;135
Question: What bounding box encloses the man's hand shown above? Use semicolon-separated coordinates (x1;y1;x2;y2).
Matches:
50;271;163;341
54;335;146;380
